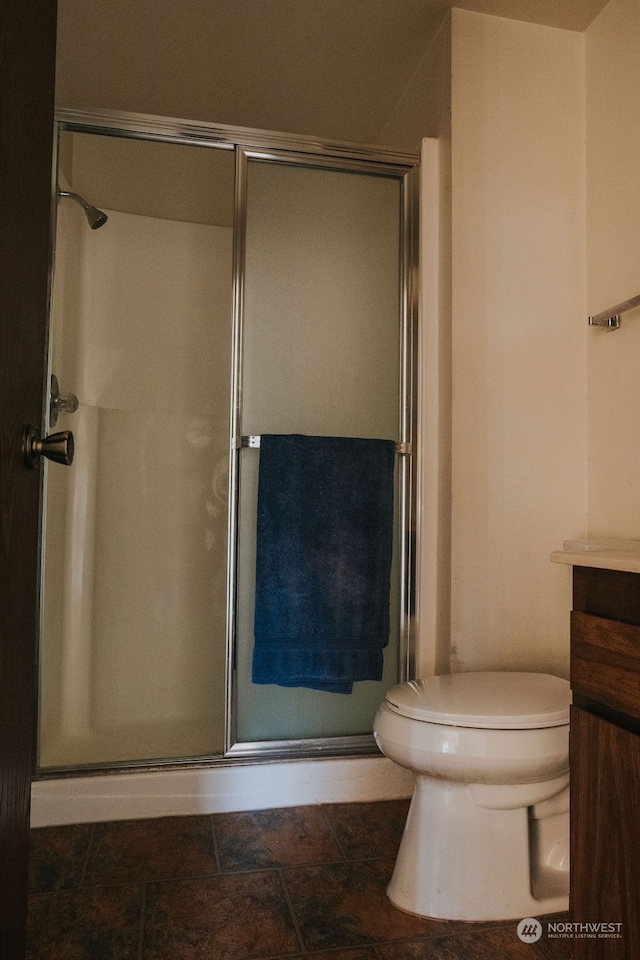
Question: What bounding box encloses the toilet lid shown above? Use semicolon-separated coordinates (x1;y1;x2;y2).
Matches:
384;672;571;728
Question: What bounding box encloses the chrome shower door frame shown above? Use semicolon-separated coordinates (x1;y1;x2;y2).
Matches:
43;107;419;773
226;144;419;760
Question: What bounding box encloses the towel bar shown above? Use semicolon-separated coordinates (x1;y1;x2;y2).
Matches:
236;435;411;454
588;293;640;330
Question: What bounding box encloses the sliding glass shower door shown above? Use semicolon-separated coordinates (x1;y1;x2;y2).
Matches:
234;157;404;746
37;111;418;773
39;130;235;768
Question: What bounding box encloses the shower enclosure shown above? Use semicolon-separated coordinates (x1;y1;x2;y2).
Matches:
37;109;419;774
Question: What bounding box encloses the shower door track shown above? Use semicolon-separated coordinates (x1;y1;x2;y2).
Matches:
38;107;420;777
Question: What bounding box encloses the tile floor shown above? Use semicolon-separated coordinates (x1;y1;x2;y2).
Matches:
28;799;572;959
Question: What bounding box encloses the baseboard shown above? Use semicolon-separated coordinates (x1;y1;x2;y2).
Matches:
30;755;413;827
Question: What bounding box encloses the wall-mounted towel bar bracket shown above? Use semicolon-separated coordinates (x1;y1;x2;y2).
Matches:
588;293;640;330
235;435;411;455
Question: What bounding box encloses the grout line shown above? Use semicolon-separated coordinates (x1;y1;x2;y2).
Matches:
92;870;226;889
277;867;307;955
209;814;222;873
78;822;96;888
318;804;349;861
137;882;147;960
202;855;399;879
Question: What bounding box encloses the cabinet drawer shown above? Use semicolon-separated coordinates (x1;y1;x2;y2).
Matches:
571;610;640;721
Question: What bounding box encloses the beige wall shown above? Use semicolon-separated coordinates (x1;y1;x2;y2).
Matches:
585;0;640;538
449;10;586;676
380;10;588;678
377;12;451;154
68;132;235;227
384;9;586;674
377;16;454;675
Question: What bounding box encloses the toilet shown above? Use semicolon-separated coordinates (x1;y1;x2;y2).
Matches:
373;671;570;922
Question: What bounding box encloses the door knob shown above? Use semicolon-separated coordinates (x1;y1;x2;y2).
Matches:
23;425;74;468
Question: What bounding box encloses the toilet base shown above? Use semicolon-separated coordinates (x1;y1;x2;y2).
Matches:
388;774;569;921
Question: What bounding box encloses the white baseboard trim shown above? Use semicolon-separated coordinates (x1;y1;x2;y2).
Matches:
30;755;413;827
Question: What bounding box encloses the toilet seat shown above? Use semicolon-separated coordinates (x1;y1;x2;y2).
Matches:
384;672;570;729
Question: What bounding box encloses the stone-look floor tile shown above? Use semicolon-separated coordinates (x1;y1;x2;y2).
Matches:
27;805;571;960
84;815;217;884
462;914;574;960
323;799;410;859
142;871;301;960
29;823;93;893
214;805;343;871
26;884;142;960
533;930;574;960
297;950;380;960
378;924;545;958
283;858;449;951
528;914;573;959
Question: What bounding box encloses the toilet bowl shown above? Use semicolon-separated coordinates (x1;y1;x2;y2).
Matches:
373;671;570;922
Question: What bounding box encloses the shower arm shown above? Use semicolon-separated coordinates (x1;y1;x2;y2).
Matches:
56;187;108;229
57;188;89;209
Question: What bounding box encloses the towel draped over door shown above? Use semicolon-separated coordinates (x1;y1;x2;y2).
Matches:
252;434;395;693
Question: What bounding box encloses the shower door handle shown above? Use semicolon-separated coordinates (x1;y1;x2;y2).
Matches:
23;425;74;468
49;374;79;427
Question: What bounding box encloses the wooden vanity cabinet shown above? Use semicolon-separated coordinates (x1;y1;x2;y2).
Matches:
570;566;640;959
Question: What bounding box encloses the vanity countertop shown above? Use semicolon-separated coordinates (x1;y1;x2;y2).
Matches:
551;540;640;574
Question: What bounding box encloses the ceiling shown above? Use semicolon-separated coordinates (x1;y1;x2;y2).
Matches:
56;0;611;144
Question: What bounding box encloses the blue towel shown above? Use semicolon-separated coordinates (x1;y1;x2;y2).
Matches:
252;434;395;693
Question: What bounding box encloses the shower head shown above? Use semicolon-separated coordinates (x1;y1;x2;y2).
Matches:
57;188;108;229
